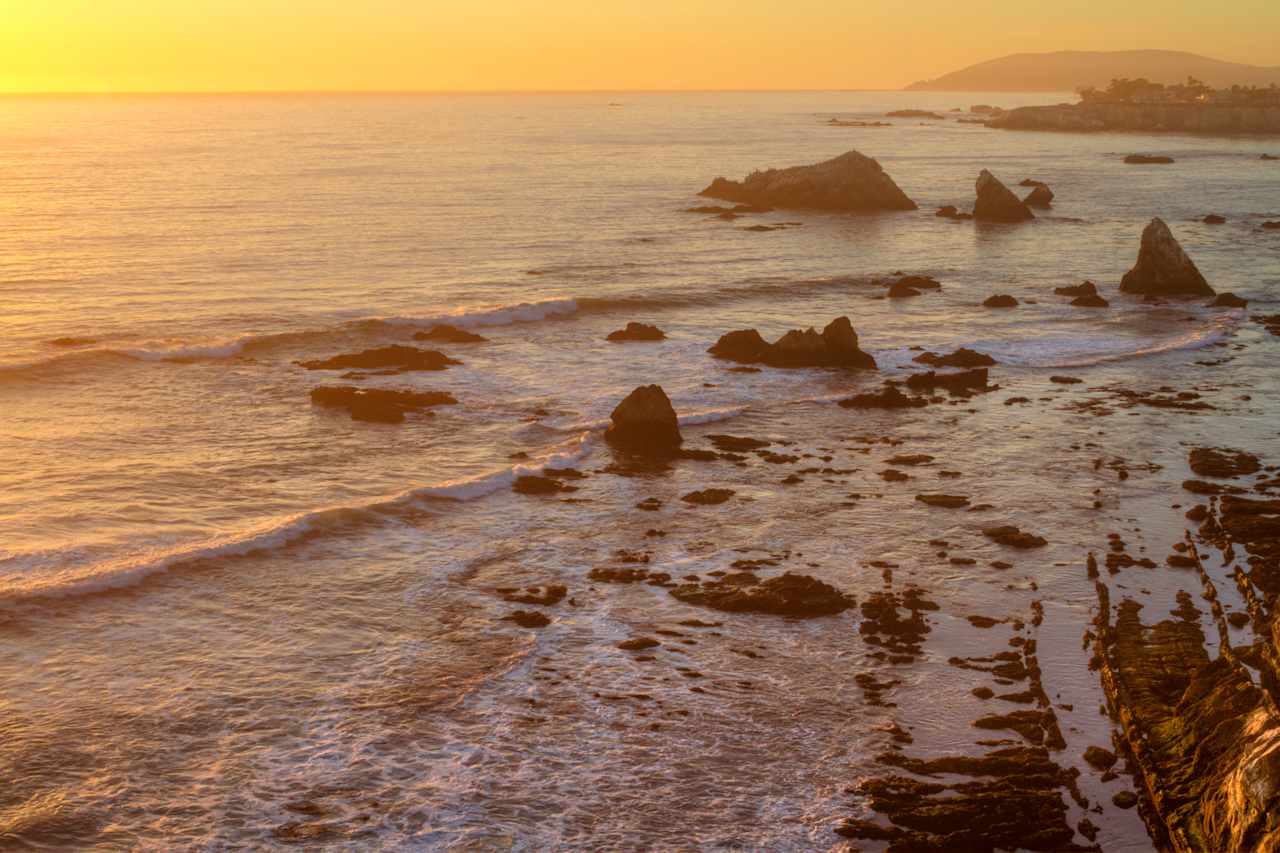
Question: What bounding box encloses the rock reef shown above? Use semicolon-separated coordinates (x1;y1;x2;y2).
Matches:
699;149;917;212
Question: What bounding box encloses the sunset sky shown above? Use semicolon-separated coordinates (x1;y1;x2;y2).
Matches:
2;0;1278;93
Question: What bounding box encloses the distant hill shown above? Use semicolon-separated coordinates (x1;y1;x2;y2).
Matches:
906;50;1280;92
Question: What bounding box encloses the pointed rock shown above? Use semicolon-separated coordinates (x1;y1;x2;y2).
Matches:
699;149;917;212
1119;218;1214;297
606;385;682;452
974;170;1034;222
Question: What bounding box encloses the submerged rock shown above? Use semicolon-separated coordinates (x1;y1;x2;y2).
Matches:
1072;293;1110;307
1211;292;1248;308
698;149;917;212
606;322;666;342
893;274;942;291
670;571;854;617
707;317;876;369
1054;280;1097;298
412;324;487;343
838;385;928;409
916;494;971;508
913;347;996;368
1188;447;1261;478
1203;214;1227;225
906;368;992;395
309;386;457;423
299;346;461;372
982;525;1047;549
887;281;921;298
974;170;1034;222
1124;154;1174;164
512;475;578;496
605;385;682;452
1119;218;1214;298
680;488;735;505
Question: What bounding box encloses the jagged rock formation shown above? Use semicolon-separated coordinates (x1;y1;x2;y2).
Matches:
974;170;1035;222
699;149;917;212
708;317;876;369
1093;592;1280;852
1119;218;1215;297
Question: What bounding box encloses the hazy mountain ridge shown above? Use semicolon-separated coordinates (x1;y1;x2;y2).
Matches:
907;50;1280;92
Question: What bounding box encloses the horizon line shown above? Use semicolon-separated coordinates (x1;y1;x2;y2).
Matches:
0;87;928;97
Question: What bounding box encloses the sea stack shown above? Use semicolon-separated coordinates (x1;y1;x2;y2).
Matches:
605;385;682;452
699;149;917;212
973;170;1034;222
1119;218;1214;298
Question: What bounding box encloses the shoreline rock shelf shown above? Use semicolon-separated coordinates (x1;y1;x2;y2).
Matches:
699;149;917;212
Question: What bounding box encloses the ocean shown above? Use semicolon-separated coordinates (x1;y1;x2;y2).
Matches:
1;90;1277;851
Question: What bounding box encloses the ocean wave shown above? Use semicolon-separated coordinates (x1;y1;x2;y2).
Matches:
0;298;585;381
991;310;1242;369
359;297;581;331
0;436;595;606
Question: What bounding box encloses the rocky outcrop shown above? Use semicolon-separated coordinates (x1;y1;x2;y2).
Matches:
974;170;1035;222
299;345;461;372
708;317;876;369
983;294;1019;308
1119;218;1215;297
606;322;666;342
310;386;457;423
1203;214;1227;225
1024;184;1055;208
605;385;682;452
699;149;917;212
1125;154;1175;165
670;571;855;617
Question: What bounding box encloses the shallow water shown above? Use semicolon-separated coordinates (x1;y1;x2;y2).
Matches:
1;91;1278;851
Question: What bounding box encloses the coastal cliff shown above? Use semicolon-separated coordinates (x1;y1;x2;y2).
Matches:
989;102;1280;134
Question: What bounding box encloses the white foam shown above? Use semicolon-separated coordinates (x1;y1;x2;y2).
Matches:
409;432;595;501
0;435;595;604
119;337;254;361
372;297;580;330
998;312;1241;369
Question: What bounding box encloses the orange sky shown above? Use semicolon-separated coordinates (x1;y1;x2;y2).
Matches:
1;0;1277;93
